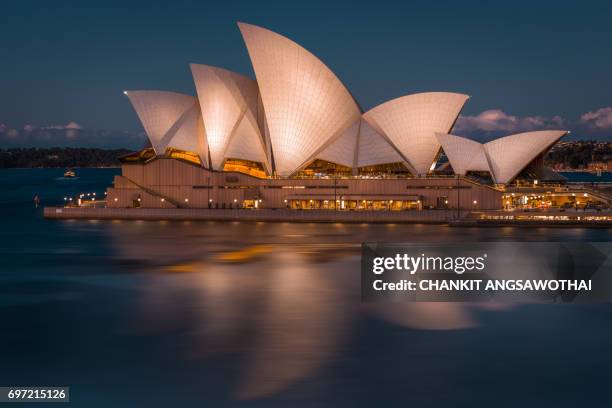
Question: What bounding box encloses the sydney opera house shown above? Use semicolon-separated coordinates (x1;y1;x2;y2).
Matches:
105;22;570;213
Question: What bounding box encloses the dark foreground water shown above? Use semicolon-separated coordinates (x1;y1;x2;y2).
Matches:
1;169;612;407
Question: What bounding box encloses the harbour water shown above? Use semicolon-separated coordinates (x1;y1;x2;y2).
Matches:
1;168;611;407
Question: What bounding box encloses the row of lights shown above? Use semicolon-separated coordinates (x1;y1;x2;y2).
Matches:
65;191;105;203
109;197;485;207
112;197;263;204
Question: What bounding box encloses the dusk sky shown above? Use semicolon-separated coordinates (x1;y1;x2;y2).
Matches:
1;0;612;148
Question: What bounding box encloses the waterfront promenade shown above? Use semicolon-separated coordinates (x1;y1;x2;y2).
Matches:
43;206;612;226
44;207;465;223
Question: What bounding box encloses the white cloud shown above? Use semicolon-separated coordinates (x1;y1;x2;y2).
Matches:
65;122;82;139
35;121;83;139
454;109;565;134
66;121;82;130
40;122;83;131
6;129;19;138
580;107;612;129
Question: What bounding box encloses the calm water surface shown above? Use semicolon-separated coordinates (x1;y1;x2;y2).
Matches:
1;169;611;407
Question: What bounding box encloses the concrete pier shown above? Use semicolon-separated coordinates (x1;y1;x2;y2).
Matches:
44;206;463;223
44;206;612;226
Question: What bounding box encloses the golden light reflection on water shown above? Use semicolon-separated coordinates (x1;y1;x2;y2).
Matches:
105;221;515;400
235;251;349;399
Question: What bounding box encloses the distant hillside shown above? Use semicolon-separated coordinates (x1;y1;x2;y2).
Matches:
0;147;132;168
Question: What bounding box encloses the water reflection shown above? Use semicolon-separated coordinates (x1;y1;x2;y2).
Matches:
4;169;612;405
101;221;609;399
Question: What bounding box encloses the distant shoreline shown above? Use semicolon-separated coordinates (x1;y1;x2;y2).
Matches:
0;166;121;169
0;147;132;168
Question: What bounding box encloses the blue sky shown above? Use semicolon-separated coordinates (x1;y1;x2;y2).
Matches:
1;0;611;148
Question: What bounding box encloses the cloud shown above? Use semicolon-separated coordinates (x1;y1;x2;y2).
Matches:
6;129;20;138
454;109;565;135
40;122;83;131
22;122;84;140
580;107;612;129
65;122;82;139
0;121;145;149
65;121;82;129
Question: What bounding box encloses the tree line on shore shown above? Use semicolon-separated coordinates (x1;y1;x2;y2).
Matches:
545;141;611;169
0;147;132;168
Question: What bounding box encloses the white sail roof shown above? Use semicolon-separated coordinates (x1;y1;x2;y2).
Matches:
315;120;360;168
190;64;266;170
224;113;270;167
357;119;405;167
125;90;199;155
238;22;362;176
315;118;407;169
436;133;490;175
165;103;209;167
484;130;567;184
363;92;469;175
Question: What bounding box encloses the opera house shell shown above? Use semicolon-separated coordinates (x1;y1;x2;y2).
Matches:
109;22;568;212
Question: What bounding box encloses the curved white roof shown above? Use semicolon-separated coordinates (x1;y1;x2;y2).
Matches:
190;64;266;170
165;103;209;166
224;113;270;167
484;130;567;184
436;133;490;176
315;118;407;169
357;119;405;167
238;22;362;176
316;120;360;168
363;92;469;175
125;90;198;155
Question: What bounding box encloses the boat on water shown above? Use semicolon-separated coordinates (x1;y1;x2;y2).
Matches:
63;168;76;178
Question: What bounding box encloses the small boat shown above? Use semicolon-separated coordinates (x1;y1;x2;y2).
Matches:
63;168;76;178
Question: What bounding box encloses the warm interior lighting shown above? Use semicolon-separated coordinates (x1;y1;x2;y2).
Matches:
223;158;266;178
166;148;202;165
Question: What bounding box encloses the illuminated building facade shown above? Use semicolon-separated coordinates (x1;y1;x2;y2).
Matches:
107;22;569;212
